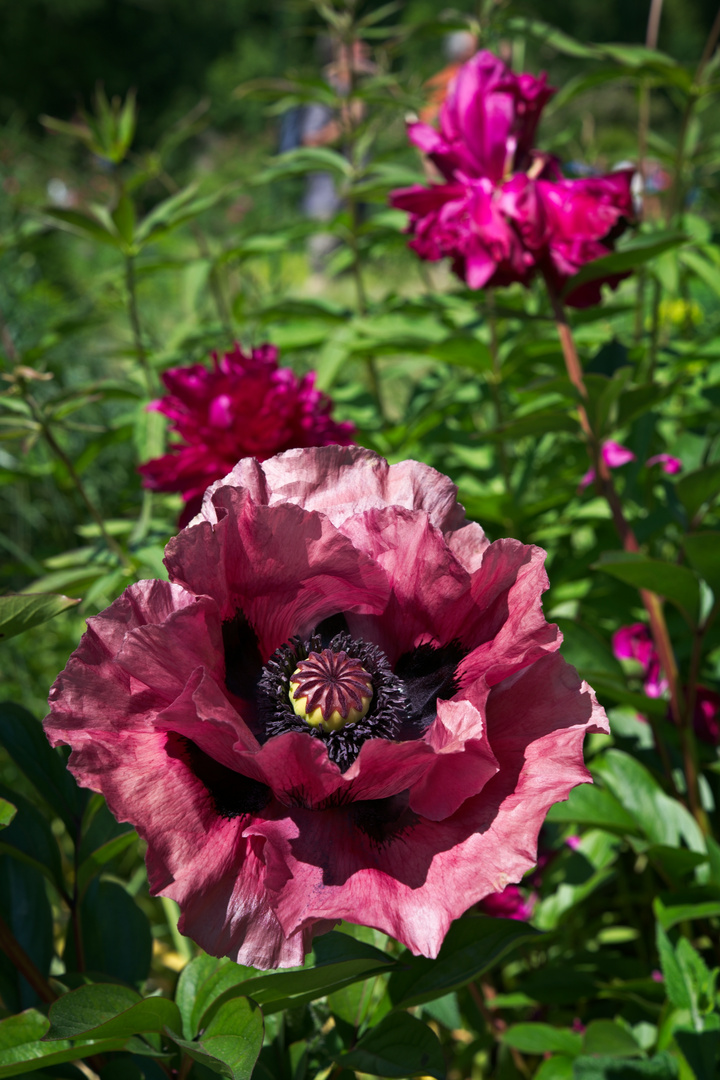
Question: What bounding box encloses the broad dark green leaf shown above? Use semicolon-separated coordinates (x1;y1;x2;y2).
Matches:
0;784;65;893
593;751;705;852
0;593;79;640
545;782;641;836
675;463;720;520
502;1024;583;1056
76;796;136;897
200;931;394;1022
388;916;540;1009
166;997;263;1080
175;954;226;1039
656;925;693;1012
674;1026;720;1080
582;1021;643;1057
0;702;86;834
0;857;53;1011
683;532;720;599
45;984;182;1041
0;1010;125;1078
338;1012;445;1079
594;552;700;624
63;880;152;986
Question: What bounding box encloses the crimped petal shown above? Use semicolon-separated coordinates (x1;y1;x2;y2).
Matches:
203;447;471;537
45;580;210;744
166;487;390;658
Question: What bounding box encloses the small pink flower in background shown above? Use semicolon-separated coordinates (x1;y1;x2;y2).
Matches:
566;834;582;851
139;342;354;526
578;440;635;491
46;446;607;969
693;687;720;745
478;884;536;921
612;623;668;699
572;1018;586;1034
646;453;683;475
390;50;635;307
651;970;664;983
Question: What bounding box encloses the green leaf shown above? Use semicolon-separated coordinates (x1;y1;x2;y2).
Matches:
111;193;136;248
561;232;687;294
0;1010;126;1078
533;831;621;932
200;931;394;1021
0;784;65;894
388;915;540;1009
594;552;700;624
0;798;16;829
44;984;182;1041
0;593;80;641
683;532;720;598
654;896;720;931
675;463;720;520
674;1027;720;1080
63;880;152;986
502;1023;583;1056
534;1058;574;1080
167;997;263;1080
571;1052;679;1078
593;751;705;852
175;954;223;1039
0;857;54;1012
656;925;693;1013
545;782;642;836
0;702;86;834
337;1012;445;1079
76;796;136;897
42;207;121;248
582;1020;643;1057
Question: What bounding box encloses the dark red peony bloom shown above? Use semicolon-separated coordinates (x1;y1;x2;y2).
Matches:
46;447;607;969
390;51;634;307
139;342;354;526
693;687;720;746
612;623;667;699
478;884;535;921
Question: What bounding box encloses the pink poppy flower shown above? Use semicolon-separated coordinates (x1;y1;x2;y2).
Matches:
612;623;667;699
46;447;608;969
578;440;635;491
478;884;535;921
390;51;634;307
646;453;683;475
139;342;354;526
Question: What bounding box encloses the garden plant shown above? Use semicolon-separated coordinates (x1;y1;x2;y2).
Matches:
1;1;720;1078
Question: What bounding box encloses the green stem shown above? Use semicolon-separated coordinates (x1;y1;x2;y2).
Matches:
24;391;130;568
486;295;511;495
546;283;709;826
125;254;154;394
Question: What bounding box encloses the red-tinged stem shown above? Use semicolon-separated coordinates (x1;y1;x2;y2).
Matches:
0;912;57;1003
546;283;711;830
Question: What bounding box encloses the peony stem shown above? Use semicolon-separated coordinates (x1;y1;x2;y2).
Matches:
545;283;710;828
0;912;57;1003
486;295;512;495
125;254;154;395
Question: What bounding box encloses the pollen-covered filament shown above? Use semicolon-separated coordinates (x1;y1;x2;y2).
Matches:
289;649;373;733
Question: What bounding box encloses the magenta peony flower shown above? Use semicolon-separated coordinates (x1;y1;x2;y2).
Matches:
693;687;720;745
612;623;667;699
139;342;354;526
46;447;607;969
390;51;634;307
646;453;683;475
578;440;635;491
477;884;535;921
